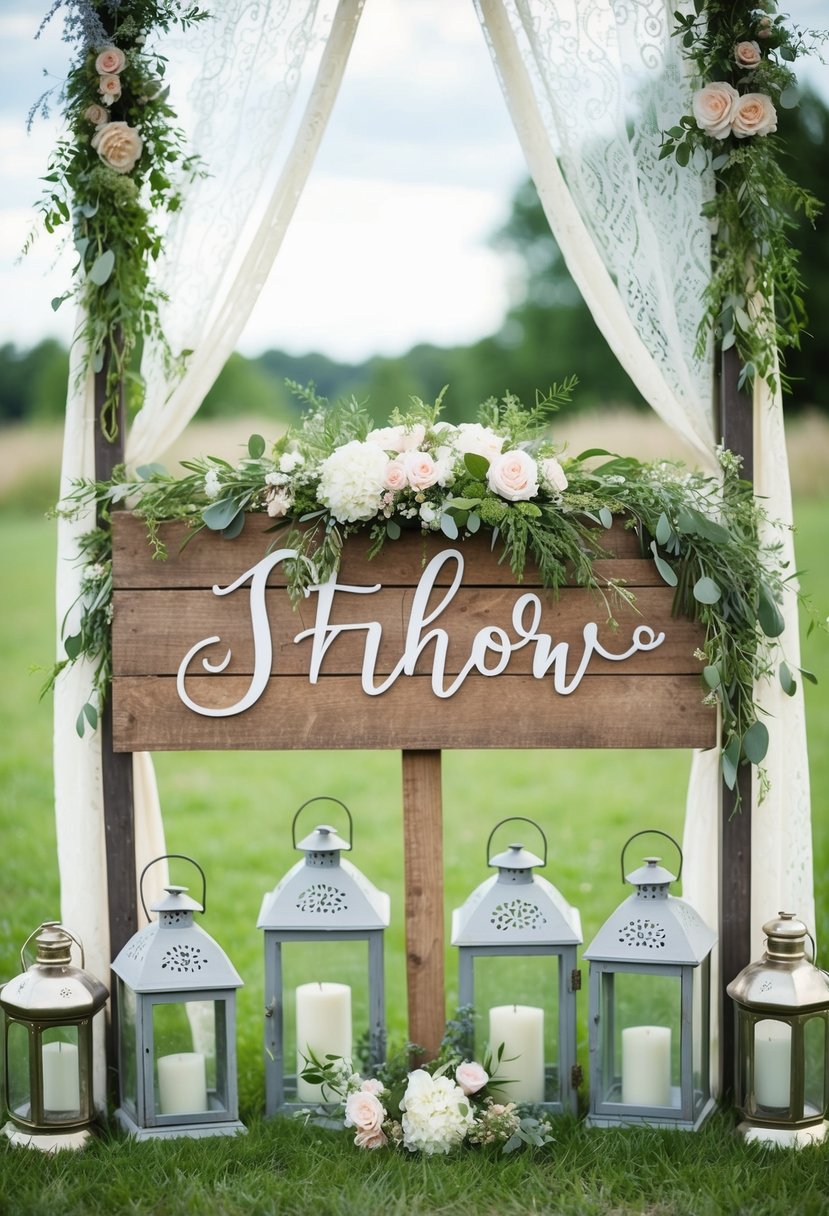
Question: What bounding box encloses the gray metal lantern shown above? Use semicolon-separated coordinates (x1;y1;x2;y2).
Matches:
257;797;390;1116
584;831;716;1130
727;912;829;1147
0;922;108;1152
450;817;582;1113
111;855;244;1140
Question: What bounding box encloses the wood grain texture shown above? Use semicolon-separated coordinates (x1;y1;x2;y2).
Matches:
402;751;444;1059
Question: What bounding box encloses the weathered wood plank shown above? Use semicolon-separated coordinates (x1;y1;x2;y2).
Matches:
402;751;444;1059
112;673;716;752
111;513;659;588
112;585;704;678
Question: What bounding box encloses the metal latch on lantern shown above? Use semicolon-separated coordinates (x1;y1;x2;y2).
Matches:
571;1064;584;1089
569;968;582;991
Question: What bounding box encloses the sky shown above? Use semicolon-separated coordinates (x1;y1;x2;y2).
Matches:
1;1;827;364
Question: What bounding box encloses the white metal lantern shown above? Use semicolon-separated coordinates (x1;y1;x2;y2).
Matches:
257;797;390;1116
584;831;716;1130
111;855;245;1140
1;922;108;1152
727;912;829;1147
450;817;582;1112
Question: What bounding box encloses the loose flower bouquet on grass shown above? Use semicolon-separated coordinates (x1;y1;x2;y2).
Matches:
297;1013;555;1156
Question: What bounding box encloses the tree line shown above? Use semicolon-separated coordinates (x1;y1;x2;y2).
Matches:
3;91;826;428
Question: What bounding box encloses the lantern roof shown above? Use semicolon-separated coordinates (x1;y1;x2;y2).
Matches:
257;854;390;931
489;842;544;870
727;912;829;1012
451;871;582;947
112;888;243;993
296;824;350;853
0;923;108;1019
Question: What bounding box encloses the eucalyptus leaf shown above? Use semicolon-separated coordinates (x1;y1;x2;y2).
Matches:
386;519;401;540
702;665;721;689
135;462;166;480
722;737;739;790
795;665;818;686
222;511;246;540
248;434;266;459
83;702;98;729
693;576;721;605
464;452;489;479
64;632;83;660
440;513;459;540
711;153;729;171
88;248;115;286
655;512;672;546
779;84;799;109
75;707;87;738
445;497;481;510
649;540;678;587
203;498;242;531
742;720;769;766
778;662;796;697
51;293;70;312
467;512;481;534
757;583;785;638
598;506;613;529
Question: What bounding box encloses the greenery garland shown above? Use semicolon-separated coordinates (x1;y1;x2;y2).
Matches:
50;385;819;802
662;1;825;392
28;0;208;439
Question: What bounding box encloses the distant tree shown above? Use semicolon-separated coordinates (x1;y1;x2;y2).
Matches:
0;340;69;422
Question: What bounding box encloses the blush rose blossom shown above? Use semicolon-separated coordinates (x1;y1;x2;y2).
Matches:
692;81;739;139
91;121;144;173
84;103;109;126
367;423;426;453
98;74;122;104
404;450;440;490
383;459;408;492
487;449;540;502
455;1061;488;1096
734;40;761;69
731;92;777;139
360;1078;385;1096
344;1090;385;1135
95;46;126;75
453;423;504;462
354;1127;388;1149
541;456;568;493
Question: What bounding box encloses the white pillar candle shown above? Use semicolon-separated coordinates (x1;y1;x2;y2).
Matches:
488;1004;545;1104
621;1026;672;1106
41;1041;80;1111
295;982;352;1102
754;1019;792;1108
157;1052;208;1115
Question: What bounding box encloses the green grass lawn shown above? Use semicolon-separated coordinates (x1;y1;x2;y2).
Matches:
0;499;827;1215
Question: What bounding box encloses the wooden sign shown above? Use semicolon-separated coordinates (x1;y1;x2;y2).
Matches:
111;513;715;753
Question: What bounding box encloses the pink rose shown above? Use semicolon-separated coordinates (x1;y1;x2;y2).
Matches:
91;121;143;173
84;104;109;127
383;460;408;492
487;449;539;502
360;1078;385;1096
344;1090;385;1134
734;40;761;69
541;456;568;493
95;46;126;75
731;92;777;139
367;424;425;453
454;423;504;462
455;1061;488;1096
756;16;773;39
354;1127;388;1149
98;74;122;104
692;81;739;139
404;450;440;491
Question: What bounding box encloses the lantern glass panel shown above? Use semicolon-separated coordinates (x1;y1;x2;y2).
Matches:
151;999;228;1117
752;1017;793;1116
118;979;138;1115
7;1020;31;1121
467;955;559;1101
692;963;708;1104
804;1016;826;1119
602;970;681;1108
41;1025;82;1123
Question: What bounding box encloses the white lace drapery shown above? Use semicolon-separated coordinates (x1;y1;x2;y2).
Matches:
54;0;364;1104
475;0;814;990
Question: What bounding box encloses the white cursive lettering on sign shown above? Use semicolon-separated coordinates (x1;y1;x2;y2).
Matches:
176;548;665;717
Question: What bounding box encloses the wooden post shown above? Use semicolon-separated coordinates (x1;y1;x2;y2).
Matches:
717;345;753;1097
93;341;138;1082
401;750;445;1059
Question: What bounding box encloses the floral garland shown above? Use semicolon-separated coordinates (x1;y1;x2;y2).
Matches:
662;1;825;392
297;1011;555;1156
28;1;208;438
52;385;818;801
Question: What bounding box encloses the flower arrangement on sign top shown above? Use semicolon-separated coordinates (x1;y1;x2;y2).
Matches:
662;1;825;392
27;1;208;439
297;1012;555;1156
52;381;821;803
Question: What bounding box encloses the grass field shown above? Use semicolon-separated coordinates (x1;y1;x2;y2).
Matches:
0;481;827;1214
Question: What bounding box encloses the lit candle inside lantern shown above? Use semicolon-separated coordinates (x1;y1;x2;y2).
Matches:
488;1004;545;1103
42;1041;80;1111
754;1019;792;1109
621;1026;672;1106
295;982;352;1102
157;1052;208;1115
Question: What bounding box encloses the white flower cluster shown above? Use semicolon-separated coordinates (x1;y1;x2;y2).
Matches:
399;1069;475;1156
317;440;390;523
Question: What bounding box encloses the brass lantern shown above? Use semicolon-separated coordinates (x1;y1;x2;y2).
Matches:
727;912;829;1147
1;922;108;1152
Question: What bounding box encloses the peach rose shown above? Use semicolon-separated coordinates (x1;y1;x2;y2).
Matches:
354;1127;388;1149
383;460;408;492
98;73;122;104
756;16;773;39
734;40;761;69
541;456;568;493
95;46;126;75
91;121;143;173
360;1078;385;1096
344;1090;385;1134
455;1061;488;1096
84;103;109;126
692;81;739;139
404;450;440;491
731;92;777;139
487;449;539;502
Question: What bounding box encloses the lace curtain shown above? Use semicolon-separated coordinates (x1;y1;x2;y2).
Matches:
475;0;815;1072
54;0;364;1102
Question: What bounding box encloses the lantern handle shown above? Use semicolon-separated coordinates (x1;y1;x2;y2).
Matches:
620;830;682;884
20;922;85;971
139;854;207;922
485;817;547;868
808;932;817;966
291;797;353;851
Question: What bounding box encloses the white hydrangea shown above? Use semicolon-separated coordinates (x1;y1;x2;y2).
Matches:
400;1069;474;1155
317;440;389;523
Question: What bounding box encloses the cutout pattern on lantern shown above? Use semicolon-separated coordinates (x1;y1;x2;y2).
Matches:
295;884;349;914
618;919;666;948
490;900;548;931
